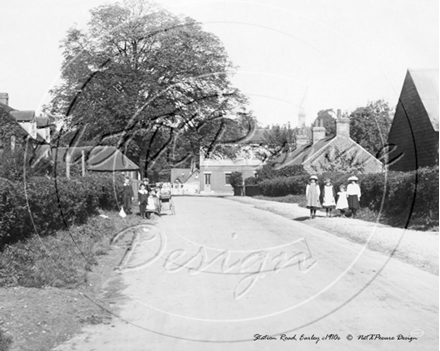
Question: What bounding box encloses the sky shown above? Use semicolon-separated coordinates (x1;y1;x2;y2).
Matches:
0;0;438;127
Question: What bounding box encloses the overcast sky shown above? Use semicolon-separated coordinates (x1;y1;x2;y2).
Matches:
0;0;438;126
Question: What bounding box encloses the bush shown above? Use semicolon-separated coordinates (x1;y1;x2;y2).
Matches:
0;173;125;249
255;163;306;181
229;172;243;188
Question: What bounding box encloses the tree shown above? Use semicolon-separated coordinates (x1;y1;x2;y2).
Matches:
262;124;296;159
312;109;336;136
349;100;392;156
46;0;252;177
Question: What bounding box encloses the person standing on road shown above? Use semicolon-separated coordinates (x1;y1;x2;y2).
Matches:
336;184;349;216
122;177;134;215
138;183;149;219
347;176;361;218
321;178;336;217
306;175;320;219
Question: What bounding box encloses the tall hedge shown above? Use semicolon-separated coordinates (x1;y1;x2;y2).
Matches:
0;173;125;249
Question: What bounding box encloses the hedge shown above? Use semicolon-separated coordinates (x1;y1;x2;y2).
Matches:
0;173;125;249
256;167;439;225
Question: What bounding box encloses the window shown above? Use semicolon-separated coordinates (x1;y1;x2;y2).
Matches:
225;172;231;185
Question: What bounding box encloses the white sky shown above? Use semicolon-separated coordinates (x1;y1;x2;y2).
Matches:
0;0;438;126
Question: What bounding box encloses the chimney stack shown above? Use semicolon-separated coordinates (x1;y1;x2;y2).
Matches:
0;93;8;106
312;119;326;144
336;109;350;138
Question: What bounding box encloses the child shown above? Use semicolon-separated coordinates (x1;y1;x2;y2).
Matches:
347;176;361;218
321;178;336;217
122;177;134;215
138;183;149;219
306;175;320;219
336;184;349;216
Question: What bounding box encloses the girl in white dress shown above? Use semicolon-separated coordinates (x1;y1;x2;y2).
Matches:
321;178;336;217
336;185;349;216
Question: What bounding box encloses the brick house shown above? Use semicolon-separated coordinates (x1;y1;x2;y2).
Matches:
274;111;383;174
387;69;439;171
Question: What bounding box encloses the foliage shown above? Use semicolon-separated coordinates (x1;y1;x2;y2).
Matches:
262;124;296;159
349;100;392;156
46;0;252;177
0;329;12;351
312;109;336;137
0;173;125;249
255;163;306;181
244;176;258;185
229;171;243;189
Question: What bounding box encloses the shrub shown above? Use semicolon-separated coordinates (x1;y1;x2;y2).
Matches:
229;172;243;188
0;173;125;249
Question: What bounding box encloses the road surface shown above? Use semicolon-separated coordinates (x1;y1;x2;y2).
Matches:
54;196;438;351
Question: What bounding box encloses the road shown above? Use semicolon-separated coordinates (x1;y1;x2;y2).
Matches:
54;196;438;351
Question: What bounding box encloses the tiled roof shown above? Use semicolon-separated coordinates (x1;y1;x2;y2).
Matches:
36;116;51;128
0;102;15;113
10;110;35;122
272;136;334;169
408;69;439;131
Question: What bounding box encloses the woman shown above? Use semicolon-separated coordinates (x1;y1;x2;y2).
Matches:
122;177;134;215
306;175;320;219
347;176;361;218
138;183;149;219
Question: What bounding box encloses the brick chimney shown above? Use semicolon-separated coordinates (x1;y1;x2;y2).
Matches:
0;93;8;106
296;129;309;146
336;109;350;138
312;119;326;144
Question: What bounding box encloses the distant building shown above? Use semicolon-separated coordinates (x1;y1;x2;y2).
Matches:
274;110;383;174
387;69;439;171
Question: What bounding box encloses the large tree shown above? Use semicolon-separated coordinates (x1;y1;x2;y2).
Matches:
47;0;252;176
349;100;392;156
312;109;336;137
262;124;296;159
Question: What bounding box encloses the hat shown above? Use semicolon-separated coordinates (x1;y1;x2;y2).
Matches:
348;176;358;181
143;178;149;182
309;175;318;180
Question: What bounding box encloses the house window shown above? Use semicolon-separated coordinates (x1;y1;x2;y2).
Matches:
225;172;231;185
204;173;211;185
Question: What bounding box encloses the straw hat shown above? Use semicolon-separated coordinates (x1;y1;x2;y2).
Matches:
309;175;318;180
348;176;359;181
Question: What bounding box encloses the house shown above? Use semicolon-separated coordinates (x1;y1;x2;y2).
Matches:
0;102;29;152
387;69;439;171
170;167;200;194
274;110;383;174
199;129;267;194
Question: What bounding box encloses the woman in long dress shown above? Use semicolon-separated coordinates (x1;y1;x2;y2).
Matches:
347;176;361;218
306;175;320;219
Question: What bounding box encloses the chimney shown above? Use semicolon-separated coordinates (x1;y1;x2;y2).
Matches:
0;93;8;106
336;109;350;138
312;119;326;144
296;129;309;147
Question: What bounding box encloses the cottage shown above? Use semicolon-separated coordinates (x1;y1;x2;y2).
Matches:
387;69;439;171
274;110;383;174
170;167;200;194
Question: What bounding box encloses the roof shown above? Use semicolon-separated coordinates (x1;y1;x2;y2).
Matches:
273;136;334;168
408;69;439;131
36;116;51;128
0;102;15;113
10;110;35;122
50;146;139;172
247;128;266;144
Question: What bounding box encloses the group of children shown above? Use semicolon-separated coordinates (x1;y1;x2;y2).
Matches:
122;177;157;219
306;175;361;219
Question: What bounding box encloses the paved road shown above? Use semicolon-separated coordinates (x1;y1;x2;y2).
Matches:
54;197;438;351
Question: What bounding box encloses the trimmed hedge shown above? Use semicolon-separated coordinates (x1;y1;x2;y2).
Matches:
0;173;125;249
256;167;439;225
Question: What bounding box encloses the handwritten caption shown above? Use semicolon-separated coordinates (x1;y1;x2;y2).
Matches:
254;333;418;343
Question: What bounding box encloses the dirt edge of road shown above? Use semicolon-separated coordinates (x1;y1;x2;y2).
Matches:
226;196;439;276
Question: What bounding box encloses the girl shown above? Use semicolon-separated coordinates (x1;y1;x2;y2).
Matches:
336;184;349;216
321;178;336;217
306;175;320;219
138;183;149;219
347;176;361;218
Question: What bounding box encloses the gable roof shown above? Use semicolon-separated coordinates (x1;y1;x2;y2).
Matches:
49;146;139;172
36;116;51;128
273;136;334;169
408;69;439;131
10;110;36;122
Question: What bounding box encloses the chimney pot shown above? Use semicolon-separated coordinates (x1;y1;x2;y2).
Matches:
0;93;9;106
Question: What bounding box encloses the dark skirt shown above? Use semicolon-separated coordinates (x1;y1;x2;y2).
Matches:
347;195;360;210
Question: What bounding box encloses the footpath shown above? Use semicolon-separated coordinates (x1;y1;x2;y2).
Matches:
226;196;439;275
